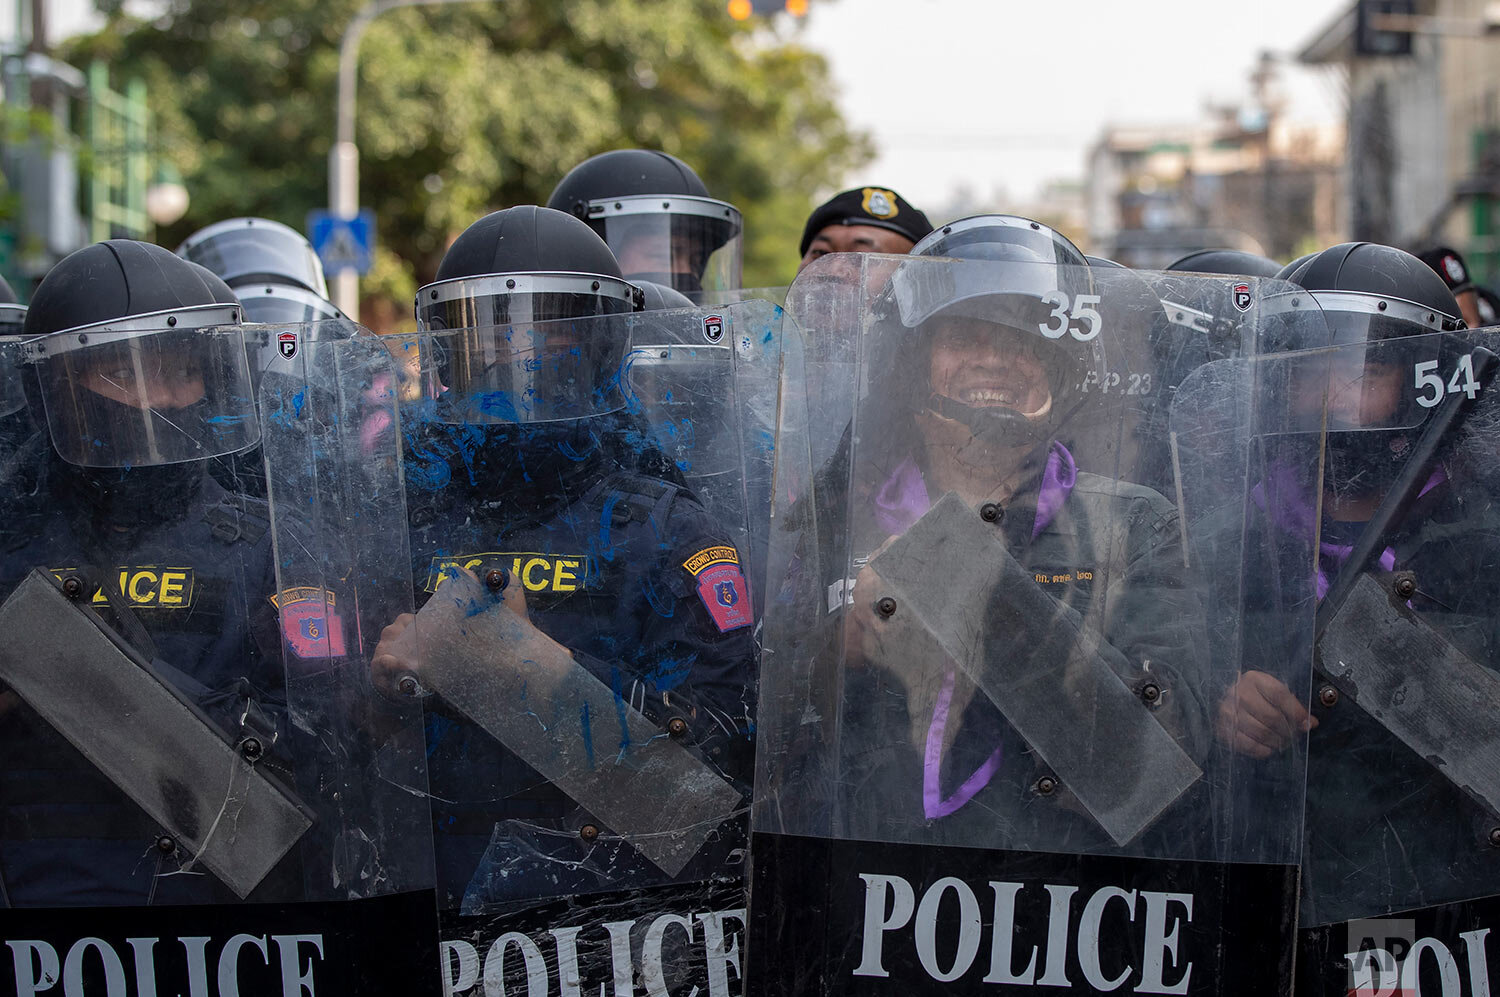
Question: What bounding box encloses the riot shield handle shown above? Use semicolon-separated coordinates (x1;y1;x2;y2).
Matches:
1315;346;1498;641
0;569;314;898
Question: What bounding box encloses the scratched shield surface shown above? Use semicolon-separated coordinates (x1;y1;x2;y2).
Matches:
1222;320;1500;994
343;300;798;996
748;255;1334;996
0;318;441;995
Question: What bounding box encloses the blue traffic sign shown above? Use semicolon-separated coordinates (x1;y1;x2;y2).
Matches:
308;209;375;276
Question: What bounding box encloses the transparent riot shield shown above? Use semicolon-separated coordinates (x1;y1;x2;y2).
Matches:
369;302;788;997
0;318;440;996
1248;328;1500;997
624;299;792;617
749;254;1328;996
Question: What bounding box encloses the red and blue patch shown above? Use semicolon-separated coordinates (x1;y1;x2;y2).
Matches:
682;545;751;633
270;586;348;660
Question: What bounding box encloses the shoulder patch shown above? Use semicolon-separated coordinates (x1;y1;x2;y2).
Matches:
270;587;347;659
683;545;751;633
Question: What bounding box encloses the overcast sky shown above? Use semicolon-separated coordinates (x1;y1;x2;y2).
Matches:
795;0;1354;208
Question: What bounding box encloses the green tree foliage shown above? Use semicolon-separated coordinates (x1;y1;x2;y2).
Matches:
66;0;871;320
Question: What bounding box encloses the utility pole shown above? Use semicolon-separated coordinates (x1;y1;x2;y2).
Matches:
329;0;485;316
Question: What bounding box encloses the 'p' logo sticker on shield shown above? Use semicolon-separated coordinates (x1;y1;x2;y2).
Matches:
703;314;725;344
270;586;347;659
683;545;751;633
1232;282;1253;312
278;331;299;360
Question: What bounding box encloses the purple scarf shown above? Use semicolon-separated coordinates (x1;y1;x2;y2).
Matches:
870;443;1078;819
1251;463;1445;600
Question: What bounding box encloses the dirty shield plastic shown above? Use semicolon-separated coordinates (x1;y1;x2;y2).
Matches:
750;256;1331;996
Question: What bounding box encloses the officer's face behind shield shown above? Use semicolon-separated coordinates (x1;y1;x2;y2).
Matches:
25;312;258;467
925;318;1054;423
595;202;743;297
1271;293;1442;435
416;274;639;424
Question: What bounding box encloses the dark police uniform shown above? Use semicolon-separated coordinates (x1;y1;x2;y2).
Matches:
817;444;1210;853
0;462;287;906
1302;475;1500;924
403;423;757;913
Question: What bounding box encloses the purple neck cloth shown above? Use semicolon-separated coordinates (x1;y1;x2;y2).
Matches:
1250;464;1446;601
874;442;1078;540
870;443;1077;819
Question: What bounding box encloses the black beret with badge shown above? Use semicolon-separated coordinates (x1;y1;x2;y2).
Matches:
799;187;935;257
1416;245;1474;294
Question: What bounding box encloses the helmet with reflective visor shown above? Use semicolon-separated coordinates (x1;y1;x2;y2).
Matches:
888;216;1107;449
1270;242;1467;497
177;217;328;297
547;150;743;296
21;240;256;468
416;206;644;424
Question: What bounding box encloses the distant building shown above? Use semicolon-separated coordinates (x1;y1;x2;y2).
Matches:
1085;114;1345;271
1298;0;1500;285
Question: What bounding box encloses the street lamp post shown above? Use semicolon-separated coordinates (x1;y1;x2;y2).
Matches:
330;0;480;315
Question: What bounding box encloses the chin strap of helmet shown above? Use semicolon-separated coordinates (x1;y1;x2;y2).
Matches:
923;393;1046;448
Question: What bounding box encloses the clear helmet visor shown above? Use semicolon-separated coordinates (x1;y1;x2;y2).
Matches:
1259;291;1463;434
590;196;743;297
24;309;258;467
415;274;639;425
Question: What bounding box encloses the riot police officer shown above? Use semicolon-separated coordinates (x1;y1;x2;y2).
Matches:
808;227;1211;852
548;149;743;296
371;206;756;915
1215;243;1500;929
0;240;291;907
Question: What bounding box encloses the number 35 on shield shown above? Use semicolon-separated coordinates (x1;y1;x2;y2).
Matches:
1038;292;1103;342
1414;353;1481;408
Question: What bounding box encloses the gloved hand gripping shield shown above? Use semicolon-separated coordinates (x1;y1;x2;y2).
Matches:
0;317;441;995
749;254;1329;997
366;304;778;995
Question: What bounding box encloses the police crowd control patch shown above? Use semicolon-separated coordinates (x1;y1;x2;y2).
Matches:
683;545;751;633
269;586;346;659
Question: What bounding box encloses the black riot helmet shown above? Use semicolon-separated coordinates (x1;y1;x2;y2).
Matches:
415;206;645;424
177;217;328;297
912;214;1090;268
21;240;256;468
1167;248;1282;279
1273;242;1467;498
0;274;29;418
547;149;743;296
873;218;1119;452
